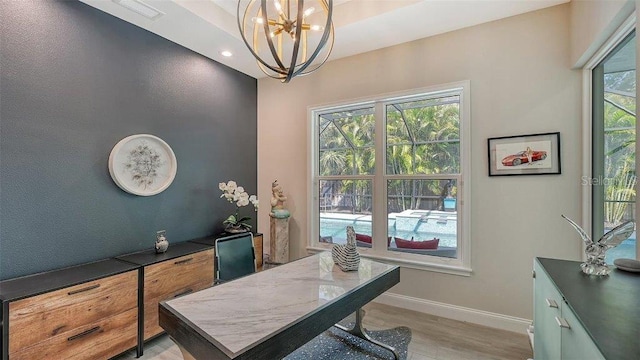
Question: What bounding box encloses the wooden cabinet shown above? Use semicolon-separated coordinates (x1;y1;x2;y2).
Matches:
142;249;214;339
116;240;214;351
533;258;639;360
0;238;217;359
0;260;139;360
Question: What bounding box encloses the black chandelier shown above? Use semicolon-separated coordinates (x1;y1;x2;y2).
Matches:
237;0;334;83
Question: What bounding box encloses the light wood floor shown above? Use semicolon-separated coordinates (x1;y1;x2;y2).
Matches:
114;303;532;360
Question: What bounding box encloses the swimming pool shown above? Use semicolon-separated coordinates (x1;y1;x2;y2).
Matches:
321;214;637;263
605;238;637;264
320;210;458;248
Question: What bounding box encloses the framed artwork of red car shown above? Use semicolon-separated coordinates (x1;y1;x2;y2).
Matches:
487;132;561;176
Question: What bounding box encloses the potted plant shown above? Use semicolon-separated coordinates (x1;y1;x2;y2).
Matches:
219;180;259;233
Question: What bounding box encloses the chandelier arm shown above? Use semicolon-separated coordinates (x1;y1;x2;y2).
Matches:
284;0;305;82
297;23;334;76
257;60;288;80
237;0;287;76
260;0;288;71
291;0;333;77
285;0;291;20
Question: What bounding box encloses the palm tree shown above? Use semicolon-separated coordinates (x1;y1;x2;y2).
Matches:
385;99;460;211
319;97;462;214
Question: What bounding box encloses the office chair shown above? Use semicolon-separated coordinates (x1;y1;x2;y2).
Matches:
215;233;256;284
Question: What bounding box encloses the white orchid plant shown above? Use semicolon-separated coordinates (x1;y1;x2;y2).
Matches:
219;180;259;231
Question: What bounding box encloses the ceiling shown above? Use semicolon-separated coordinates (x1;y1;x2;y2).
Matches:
79;0;569;79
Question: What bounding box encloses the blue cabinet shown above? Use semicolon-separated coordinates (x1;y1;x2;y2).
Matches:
534;259;606;360
560;303;605;360
533;260;561;359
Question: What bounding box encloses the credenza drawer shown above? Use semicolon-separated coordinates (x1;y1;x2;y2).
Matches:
143;278;213;339
9;307;137;360
144;250;214;299
143;249;214;339
8;270;137;354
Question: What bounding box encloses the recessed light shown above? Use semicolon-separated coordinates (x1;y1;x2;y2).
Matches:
221;51;233;57
113;0;164;21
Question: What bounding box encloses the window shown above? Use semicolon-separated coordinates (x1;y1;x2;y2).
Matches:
592;31;637;263
310;82;471;275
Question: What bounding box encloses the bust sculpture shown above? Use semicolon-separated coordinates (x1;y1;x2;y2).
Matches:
270;180;290;219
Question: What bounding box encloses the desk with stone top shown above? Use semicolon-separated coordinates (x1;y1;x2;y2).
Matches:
158;252;400;360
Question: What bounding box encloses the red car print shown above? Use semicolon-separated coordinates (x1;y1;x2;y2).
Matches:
501;150;547;166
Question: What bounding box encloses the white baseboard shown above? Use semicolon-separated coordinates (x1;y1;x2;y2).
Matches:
373;292;532;334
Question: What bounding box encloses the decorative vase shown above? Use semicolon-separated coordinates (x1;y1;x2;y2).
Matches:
331;226;360;272
155;231;169;254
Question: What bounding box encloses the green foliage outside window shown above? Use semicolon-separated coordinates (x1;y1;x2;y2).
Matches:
318;95;461;214
603;71;636;227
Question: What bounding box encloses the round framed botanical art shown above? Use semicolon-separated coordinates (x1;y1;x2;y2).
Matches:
108;134;177;196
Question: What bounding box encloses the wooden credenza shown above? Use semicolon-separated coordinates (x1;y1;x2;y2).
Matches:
116;241;214;353
0;260;139;360
0;233;261;359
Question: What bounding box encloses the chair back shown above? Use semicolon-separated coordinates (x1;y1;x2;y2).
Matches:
215;233;256;282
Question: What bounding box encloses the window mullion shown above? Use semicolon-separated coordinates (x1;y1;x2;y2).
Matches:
373;101;386;250
592;63;605;240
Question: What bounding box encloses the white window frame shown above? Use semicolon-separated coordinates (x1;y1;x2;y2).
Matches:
581;13;636;259
307;81;471;276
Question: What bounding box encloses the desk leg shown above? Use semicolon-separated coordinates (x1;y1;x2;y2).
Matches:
170;337;196;360
333;308;400;360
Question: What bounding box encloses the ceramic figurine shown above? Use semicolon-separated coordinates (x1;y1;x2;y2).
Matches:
155;230;169;254
562;215;635;275
331;226;360;272
270;180;290;219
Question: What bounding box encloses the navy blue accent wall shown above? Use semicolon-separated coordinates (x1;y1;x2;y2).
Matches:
0;0;257;279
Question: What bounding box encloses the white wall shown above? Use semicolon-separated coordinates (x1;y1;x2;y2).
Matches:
257;4;582;320
570;0;634;68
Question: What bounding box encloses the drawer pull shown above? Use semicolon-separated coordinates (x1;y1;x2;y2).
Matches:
174;257;194;265
67;326;101;341
67;284;100;295
545;298;558;308
173;288;194;298
555;316;571;329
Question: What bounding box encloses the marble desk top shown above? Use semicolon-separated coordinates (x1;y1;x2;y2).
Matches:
161;252;398;359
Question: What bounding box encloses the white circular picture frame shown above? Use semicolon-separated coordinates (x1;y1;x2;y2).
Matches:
108;134;177;196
